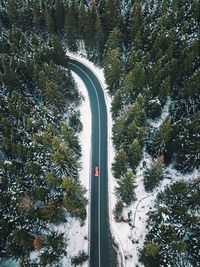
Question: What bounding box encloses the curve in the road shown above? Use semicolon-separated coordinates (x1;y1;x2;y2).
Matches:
69;59;117;267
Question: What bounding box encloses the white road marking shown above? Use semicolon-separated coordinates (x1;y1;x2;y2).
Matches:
70;62;102;267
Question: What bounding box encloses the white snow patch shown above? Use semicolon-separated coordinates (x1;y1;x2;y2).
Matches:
59;216;89;267
59;71;91;266
30;216;89;267
71;71;91;194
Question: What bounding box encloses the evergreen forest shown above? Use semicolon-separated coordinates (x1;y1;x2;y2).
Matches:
0;0;199;266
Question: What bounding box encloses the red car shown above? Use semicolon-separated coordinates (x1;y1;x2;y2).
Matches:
94;165;99;177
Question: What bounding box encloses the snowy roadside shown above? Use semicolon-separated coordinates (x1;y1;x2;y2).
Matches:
28;72;91;267
109;98;200;267
67;52;125;266
0;60;91;267
61;72;91;267
67;53;200;267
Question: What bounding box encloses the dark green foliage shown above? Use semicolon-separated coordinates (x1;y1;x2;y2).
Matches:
5;229;33;259
71;250;89;266
64;4;78;51
62;176;88;220
69;111;83;133
104;27;122;54
147;119;172;160
0;0;199;265
128;139;142;170
93;12;104;63
140;243;160;267
104;48;122;95
54;0;66;33
147;99;162;119
121;63;145;103
140;179;200;266
127;96;146;127
112;116;126;148
40;232;66;266
129;0;143;43
84;6;96;55
112;148;127;179
112;94;147;178
151;118;173;156
173;111;200;171
113;200;124;222
115;171;137;205
0;3;87;263
144;163;164;192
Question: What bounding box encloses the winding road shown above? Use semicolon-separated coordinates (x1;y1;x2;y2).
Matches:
69;59;117;267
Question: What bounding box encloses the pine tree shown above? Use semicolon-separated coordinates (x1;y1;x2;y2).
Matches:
112;116;126;149
7;0;18;25
71;251;89;266
112;148;127;179
62;176;87;220
158;76;170;106
32;3;43;31
39;232;66;266
84;6;96;55
50;35;68;67
111;91;123;118
44;80;61;106
41;201;62;222
104;48;122;95
128;139;142;169
94;12;104;62
51;144;79;178
115;171;137;205
64;4;77;51
78;0;86;41
144;163;163;192
127;97;146;127
174;111;200;171
122;62;145;104
54;0;65;33
44;5;54;34
45;172;61;188
140;242;160;266
130;0;143;42
104;0;122;37
127;120;138;141
144;243;160;257
152;117;172;156
104;27;122;53
113;200;123;222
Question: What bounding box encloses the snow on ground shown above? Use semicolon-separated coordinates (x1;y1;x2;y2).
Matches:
68;52;125;265
60;72;91;266
1;53;197;267
30;215;89;267
67;52;200;267
112;96;199;267
119;152;199;267
147;96;172;128
71;72;91;197
29;72;91;267
57;215;89;267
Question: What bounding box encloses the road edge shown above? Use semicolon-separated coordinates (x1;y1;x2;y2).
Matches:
67;52;126;267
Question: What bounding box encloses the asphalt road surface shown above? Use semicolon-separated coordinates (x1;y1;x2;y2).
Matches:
69;59;117;267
